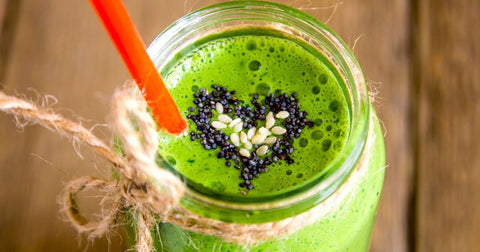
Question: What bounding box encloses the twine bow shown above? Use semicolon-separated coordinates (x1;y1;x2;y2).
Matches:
0;87;184;251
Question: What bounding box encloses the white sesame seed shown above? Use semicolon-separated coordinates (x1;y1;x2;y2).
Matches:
247;127;256;139
239;148;250;157
215;102;224;114
233;123;243;132
251;133;267;145
230;133;240;146
244;141;252;150
229;118;242;128
218;114;232;123
271;126;287;135
212;121;227;129
266;111;274;120
264;136;277;145
258;127;272;136
266;116;275;129
240;131;248;143
256;145;269;156
276;111;290;119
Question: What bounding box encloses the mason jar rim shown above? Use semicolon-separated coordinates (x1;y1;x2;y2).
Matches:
147;1;370;223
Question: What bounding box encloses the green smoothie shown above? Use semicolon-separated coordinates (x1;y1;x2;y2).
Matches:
157;31;349;197
143;29;385;251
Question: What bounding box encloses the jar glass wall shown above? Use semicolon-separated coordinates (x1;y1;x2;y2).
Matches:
142;1;385;251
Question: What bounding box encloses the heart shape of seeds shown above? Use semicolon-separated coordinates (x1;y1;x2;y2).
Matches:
187;84;314;191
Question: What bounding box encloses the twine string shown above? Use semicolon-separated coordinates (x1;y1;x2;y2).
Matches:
0;87;375;251
0;88;182;252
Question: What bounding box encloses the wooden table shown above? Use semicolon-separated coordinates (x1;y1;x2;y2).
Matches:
1;0;479;251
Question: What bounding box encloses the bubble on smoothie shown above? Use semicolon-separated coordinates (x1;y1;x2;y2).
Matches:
255;83;271;96
329;100;339;112
286;170;293;175
165;156;177;166
274;89;283;96
296;173;303;178
299;138;308;147
333;141;343;150
311;130;324;140
318;73;328;84
246;40;257;51
322;139;332;152
249;60;261;71
334;129;343;138
269;47;275;53
326;125;332;131
191;85;199;92
312;85;321;94
315;118;323;126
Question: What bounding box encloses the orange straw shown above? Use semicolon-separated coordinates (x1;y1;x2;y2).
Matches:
88;0;187;135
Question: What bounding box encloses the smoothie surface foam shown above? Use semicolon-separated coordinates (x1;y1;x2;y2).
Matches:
158;30;350;196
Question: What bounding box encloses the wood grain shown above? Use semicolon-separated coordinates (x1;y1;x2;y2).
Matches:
413;0;480;251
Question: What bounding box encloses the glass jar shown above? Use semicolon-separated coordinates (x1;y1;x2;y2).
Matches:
144;1;385;251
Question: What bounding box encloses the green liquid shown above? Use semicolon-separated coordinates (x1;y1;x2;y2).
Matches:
145;30;385;251
158;31;349;196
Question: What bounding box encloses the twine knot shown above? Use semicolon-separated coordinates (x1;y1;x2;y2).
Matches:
62;87;185;252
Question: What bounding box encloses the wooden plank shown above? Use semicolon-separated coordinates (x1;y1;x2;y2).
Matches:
413;0;480;251
0;0;167;251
